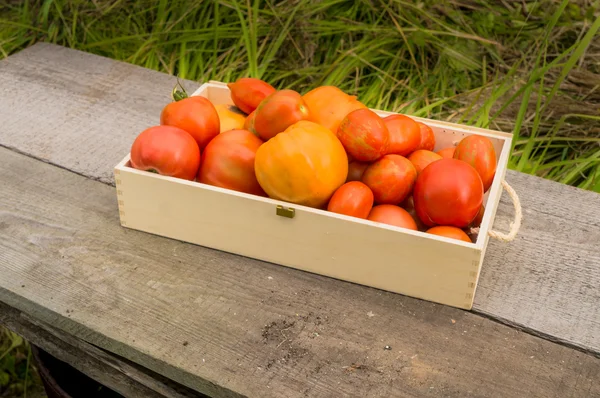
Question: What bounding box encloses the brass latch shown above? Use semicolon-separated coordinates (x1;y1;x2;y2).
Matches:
276;205;295;218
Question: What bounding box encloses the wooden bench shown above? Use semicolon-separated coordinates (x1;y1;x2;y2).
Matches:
1;43;599;398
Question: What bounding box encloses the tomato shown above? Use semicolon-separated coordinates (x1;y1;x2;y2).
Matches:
253;89;310;141
130;125;200;181
400;196;428;231
215;104;246;133
469;205;485;228
367;205;418;230
415;121;435;151
302;86;367;133
160;96;220;151
227;77;276;114
337;108;389;162
426;226;472;243
362;154;417;204
413;158;483;228
327;181;374;219
407;150;442;175
347;161;369;182
453;134;497;192
197;129;265;196
244;110;258;136
436;146;456;159
383;114;420;156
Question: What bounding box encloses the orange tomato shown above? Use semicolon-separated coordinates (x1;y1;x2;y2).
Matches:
244;110;258;136
130;125;200;181
408;150;442;174
302;86;367;133
426;226;472;243
327;181;374;219
362;154;417;204
215;104;246;133
227;77;276;114
413;158;483;228
253;89;310;141
453;135;497;192
197;129;265;196
383;114;420;156
367;205;418;230
416;121;435;151
160;96;220;151
436;146;456;159
346;161;369;182
337;108;389;162
254;121;348;208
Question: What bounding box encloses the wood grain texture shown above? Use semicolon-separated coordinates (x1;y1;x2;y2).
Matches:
2;146;600;398
0;301;204;398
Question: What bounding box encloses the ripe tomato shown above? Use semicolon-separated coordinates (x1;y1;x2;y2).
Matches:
362;154;417;204
453;135;497;192
400;196;428;231
130;125;200;181
227;77;276;114
407;150;442;174
469;205;485;228
160;96;220;151
347;161;369;182
337;109;389;162
215;104;246;133
413;158;483;228
253;89;310;141
415;121;435;151
197;129;265;196
383;114;420;156
426;226;472;243
327;181;374;219
436;146;456;159
367;205;418;230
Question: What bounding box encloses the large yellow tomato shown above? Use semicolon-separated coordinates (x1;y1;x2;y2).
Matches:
254;121;348;208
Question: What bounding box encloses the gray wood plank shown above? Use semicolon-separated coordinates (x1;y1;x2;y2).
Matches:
1;146;600;398
0;43;599;355
0;301;203;398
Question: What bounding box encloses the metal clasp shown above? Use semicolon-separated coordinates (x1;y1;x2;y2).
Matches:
276;205;295;219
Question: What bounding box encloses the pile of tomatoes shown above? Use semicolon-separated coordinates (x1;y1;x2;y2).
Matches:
129;77;497;243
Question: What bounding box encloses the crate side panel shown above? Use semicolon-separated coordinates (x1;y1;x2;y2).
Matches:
119;169;481;309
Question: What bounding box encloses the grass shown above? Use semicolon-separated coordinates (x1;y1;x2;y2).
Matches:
0;328;44;397
0;2;598;394
1;0;599;190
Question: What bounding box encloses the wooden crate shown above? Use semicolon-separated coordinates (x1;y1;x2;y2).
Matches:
114;81;513;310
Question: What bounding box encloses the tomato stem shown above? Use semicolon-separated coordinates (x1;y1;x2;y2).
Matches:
171;78;189;101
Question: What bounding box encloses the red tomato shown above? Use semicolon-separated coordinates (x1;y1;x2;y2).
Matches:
400;196;428;231
426;226;472;243
327;181;374;219
367;205;418;230
383;114;420;156
416;122;435;151
408;150;442;175
130;125;200;181
347;161;369;182
469;205;485;228
453;135;497;192
227;77;276;114
253;89;310;141
197;129;265;196
337;109;389;162
160;96;220;151
362;154;417;204
413;158;483;228
436;147;456;159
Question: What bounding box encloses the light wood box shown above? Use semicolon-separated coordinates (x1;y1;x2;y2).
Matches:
114;81;513;310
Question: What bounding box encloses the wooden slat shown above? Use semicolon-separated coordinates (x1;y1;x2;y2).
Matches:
0;301;203;398
1;43;599;355
2;146;600;397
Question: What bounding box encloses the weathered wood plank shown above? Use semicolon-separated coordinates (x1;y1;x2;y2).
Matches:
0;301;203;398
1;43;599;355
2;146;600;397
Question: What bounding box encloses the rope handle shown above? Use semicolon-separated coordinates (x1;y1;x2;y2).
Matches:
488;180;522;242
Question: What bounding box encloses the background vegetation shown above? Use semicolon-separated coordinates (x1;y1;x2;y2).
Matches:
0;0;599;396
